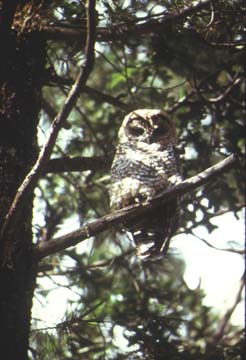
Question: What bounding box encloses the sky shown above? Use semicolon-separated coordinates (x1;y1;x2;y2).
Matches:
33;209;244;331
173;210;244;327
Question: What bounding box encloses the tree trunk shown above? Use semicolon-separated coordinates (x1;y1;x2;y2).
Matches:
0;8;45;358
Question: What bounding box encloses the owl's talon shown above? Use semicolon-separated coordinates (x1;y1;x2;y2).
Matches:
135;193;146;204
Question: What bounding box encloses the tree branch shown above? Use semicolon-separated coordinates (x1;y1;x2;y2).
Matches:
0;0;97;258
42;69;132;111
44;156;111;174
35;154;237;260
84;86;132;111
40;1;210;43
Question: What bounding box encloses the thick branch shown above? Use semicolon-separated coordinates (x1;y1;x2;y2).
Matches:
44;156;111;174
35;154;237;260
40;1;210;43
0;1;97;250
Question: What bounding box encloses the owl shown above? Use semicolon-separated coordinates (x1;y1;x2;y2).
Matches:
110;109;182;260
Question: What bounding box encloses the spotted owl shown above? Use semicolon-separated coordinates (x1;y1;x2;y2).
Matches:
110;109;182;260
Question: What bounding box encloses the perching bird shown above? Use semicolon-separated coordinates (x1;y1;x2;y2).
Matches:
110;109;182;260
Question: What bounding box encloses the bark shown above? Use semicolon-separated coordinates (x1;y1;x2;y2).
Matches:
0;1;96;358
0;23;45;360
0;0;97;245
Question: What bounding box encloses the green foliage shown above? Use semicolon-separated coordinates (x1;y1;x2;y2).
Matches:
30;0;244;359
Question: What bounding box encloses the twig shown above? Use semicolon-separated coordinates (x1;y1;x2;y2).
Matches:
191;233;244;255
194;73;243;104
0;0;97;261
35;154;237;260
206;0;215;28
209;273;245;346
84;86;132;111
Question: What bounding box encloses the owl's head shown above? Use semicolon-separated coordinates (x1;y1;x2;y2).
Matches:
118;109;177;149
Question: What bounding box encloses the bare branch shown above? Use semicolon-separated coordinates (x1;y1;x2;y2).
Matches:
35;154;237;260
194;73;243;104
191;233;245;255
0;0;97;261
44;156;111;174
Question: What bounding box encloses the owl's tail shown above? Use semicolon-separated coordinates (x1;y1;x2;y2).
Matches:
132;228;171;261
129;201;179;260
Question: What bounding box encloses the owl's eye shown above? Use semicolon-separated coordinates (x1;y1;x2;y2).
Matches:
128;126;144;137
152;126;168;137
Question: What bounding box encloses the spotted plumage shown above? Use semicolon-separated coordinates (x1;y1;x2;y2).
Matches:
110;109;182;260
